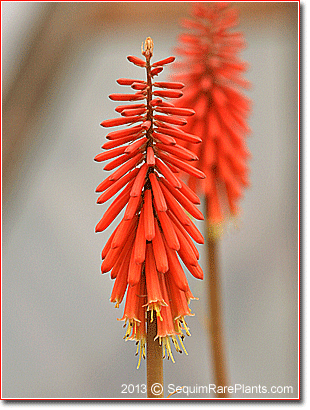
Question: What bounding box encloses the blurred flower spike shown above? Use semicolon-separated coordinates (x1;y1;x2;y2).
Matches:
172;2;251;234
94;37;206;367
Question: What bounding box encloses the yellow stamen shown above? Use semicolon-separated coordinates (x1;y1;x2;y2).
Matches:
166;337;175;363
155;304;163;321
171;336;182;353
142;340;146;359
137;341;142;370
178;335;188;355
181;317;191;336
123;321;132;340
135;342;139;357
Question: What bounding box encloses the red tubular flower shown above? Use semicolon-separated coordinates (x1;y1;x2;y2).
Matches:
95;37;206;365
172;2;251;231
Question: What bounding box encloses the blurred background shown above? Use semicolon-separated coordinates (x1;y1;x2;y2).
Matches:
2;1;298;399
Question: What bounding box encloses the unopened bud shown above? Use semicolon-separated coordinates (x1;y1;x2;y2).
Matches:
142;36;154;57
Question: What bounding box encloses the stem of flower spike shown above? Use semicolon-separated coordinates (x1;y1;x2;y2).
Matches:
206;201;229;398
146;311;164;398
143;37;164;399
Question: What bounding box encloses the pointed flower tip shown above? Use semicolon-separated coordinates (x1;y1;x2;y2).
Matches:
142;36;154;57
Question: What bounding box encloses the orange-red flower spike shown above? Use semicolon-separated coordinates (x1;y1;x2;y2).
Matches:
95;37;206;361
172;2;251;227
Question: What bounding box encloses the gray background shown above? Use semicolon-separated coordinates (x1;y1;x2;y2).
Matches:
2;1;298;399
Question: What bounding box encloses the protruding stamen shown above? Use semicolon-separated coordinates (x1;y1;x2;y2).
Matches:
180;318;191;336
178;335;188;355
137;341;143;369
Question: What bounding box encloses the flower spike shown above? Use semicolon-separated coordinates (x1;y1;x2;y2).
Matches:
172;2;251;234
95;37;205;364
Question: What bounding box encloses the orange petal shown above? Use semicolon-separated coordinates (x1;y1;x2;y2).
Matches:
144;190;155;241
97;169;139;203
106;124;142;140
154;207;180;251
134;208;146;264
95;181;134;232
152;218;169;273
147;147;155;166
153;89;183;99
101;116;143;128
153;81;184;89
124;137;147;154
94;147;126;162
145;244;165;306
111;215;138;249
127;55;146;67
163;237;189;292
130;163;148;197
159;181;191;226
102;132;144;150
109;153;143;181
124;195;142;220
160;178;204;220
152;56;175;67
128;244;143;287
159;151;205;179
149;172;167;212
155;157;181;188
